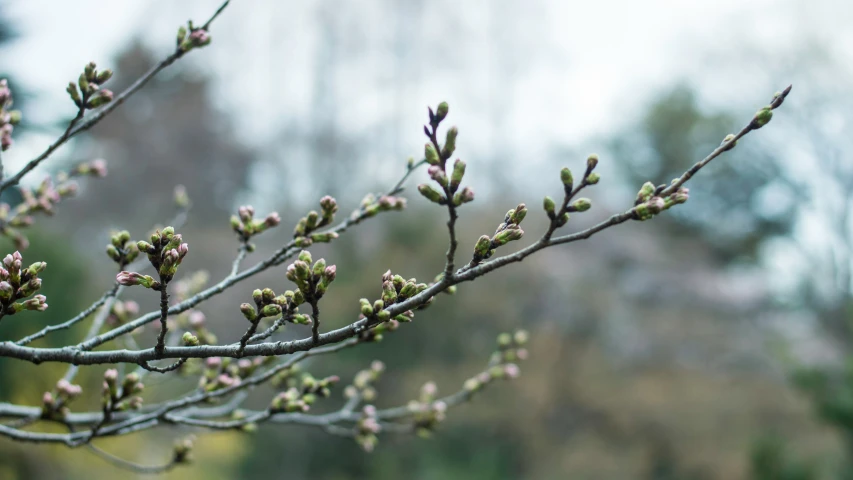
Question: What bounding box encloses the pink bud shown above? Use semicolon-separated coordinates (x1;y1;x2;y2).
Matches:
90;159;108;177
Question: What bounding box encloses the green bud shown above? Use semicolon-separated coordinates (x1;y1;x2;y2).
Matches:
510;203;527;225
7;110;21;125
177;26;187;45
497;332;512;347
585;172;600;185
292;314;312;325
721;133;737;151
252;289;263;304
399;281;418;299
182;332;199;346
560;167;573;188
262;288;275;303
435;102;449;122
373;299;385;313
450;159;466;191
492;227;524;246
240;303;257;322
474;235;492;258
514;330;529;345
442;126;458;159
753;106;773;128
310;232;339;243
230;215;242;231
556;212;570;227
298;250;312;264
543;196;556;218
66;82;81;107
382;281;397;305
360;298;374;317
377;310;391;322
292;289;305;305
312;258;326;278
27;262;47;276
570;198;591;212
261;304;283;317
417;184;445;204
78;73;89;96
636;182;655;204
106;244;121;262
586;154;599;171
95;69;113;84
424;143;440;166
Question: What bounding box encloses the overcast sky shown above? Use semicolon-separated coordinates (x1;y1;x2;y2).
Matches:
5;0;850;174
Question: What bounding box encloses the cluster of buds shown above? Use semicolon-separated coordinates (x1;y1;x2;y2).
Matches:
177;21;212;52
357;271;424;339
293;196;339;247
106;299;140;326
269;373;340;413
240;284;306;328
230;205;281;248
118;226;188;287
0;251;48;315
344;360;385;403
0;79;21;151
355;405;382;452
66;61;113;110
101;369;144;412
105;230;140;269
284;250;337;303
417;101;475;207
463;330;528;395
199;356;268;392
61;159;109;180
357;193;407;220
470;204;528;265
172;435;196;464
41;379;82;420
407;381;448;438
543;155;599;228
631;181;690;221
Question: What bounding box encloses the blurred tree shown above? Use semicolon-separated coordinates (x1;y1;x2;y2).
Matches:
67;40;254;228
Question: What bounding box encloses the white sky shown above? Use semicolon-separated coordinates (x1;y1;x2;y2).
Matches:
6;0;847;169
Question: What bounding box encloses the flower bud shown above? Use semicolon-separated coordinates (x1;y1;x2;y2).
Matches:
586;154;599;171
435;102;449;122
543;196;556;218
442;126;458;159
182;332;200;346
560;167;573;188
95;69;113;84
450;159;466;191
752;106;773;129
636;182;655;204
360;298;374;317
585;172;600;185
240;303;257;322
298;250;312;264
492;227;524;246
452;186;475;206
382;281;397;305
510;203;527;225
428;165;449;188
116;271;156;288
418;184;445;204
261;304;283;317
570;198;591;212
424;143;440;166
474;235;492;258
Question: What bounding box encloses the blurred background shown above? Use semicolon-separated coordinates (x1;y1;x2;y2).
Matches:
1;0;852;478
